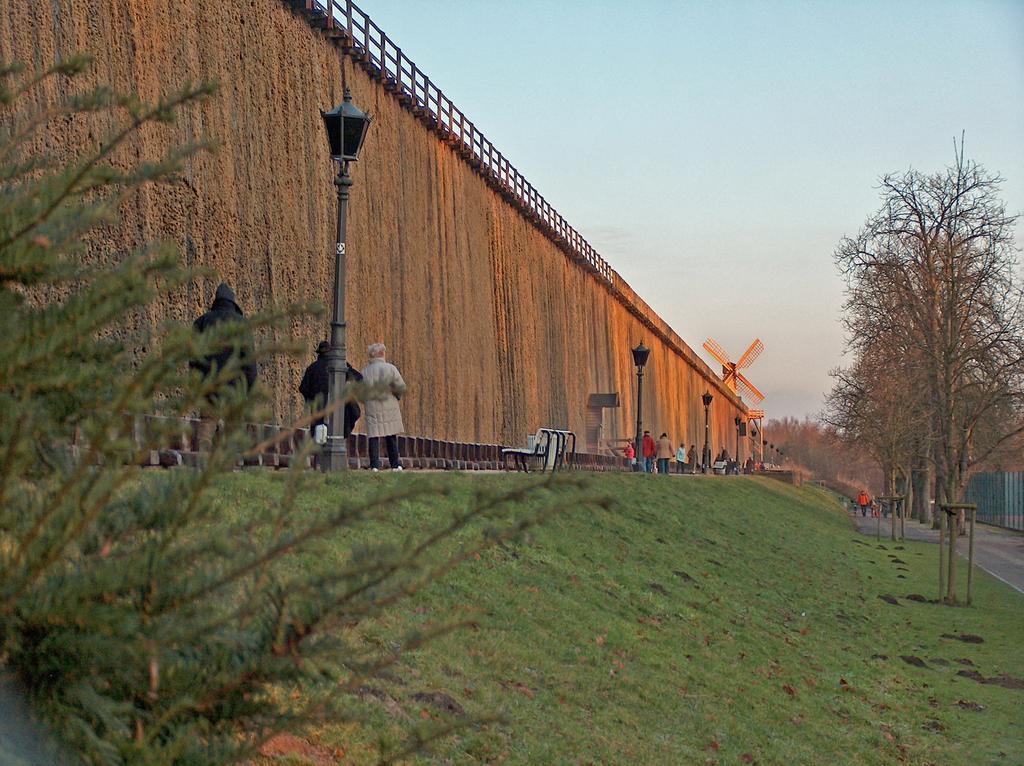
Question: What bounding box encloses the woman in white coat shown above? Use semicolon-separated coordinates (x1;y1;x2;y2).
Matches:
361;342;406;470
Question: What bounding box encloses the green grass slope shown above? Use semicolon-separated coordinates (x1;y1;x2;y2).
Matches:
221;473;1023;766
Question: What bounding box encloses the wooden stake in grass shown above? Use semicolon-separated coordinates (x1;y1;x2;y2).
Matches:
938;510;945;602
939;503;976;605
967;506;978;606
946;507;957;604
878;495;903;545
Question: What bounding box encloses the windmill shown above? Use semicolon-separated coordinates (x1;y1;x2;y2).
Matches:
702;338;765;405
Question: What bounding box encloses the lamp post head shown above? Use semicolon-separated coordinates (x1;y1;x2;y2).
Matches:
734;415;742;427
631;341;651;370
702;391;713;408
321;88;373;162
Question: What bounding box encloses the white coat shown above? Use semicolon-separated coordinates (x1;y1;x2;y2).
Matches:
361;357;406;437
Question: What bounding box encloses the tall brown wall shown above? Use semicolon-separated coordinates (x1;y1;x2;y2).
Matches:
2;0;749;455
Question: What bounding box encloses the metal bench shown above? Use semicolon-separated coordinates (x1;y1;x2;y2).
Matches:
501;427;576;473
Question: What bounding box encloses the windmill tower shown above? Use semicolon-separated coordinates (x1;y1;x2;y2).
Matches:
703;338;766;463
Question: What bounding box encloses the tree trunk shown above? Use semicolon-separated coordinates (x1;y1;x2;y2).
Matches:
900;466;913;534
913;460;931;525
932;468;945;529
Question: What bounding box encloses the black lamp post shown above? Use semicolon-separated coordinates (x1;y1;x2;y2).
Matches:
701;391;713;473
320;88;372;472
631;342;651;472
734;415;742;471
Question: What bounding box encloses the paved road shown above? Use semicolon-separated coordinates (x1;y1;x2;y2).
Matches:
850;512;1024;595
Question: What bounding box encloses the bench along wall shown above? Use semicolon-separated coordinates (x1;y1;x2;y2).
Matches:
3;0;749;454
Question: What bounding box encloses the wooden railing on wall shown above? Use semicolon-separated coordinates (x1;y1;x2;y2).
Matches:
291;0;745;406
309;0;614;284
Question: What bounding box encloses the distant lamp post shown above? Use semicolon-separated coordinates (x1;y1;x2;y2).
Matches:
320;88;372;472
631;342;651;472
702;391;713;473
734;415;742;470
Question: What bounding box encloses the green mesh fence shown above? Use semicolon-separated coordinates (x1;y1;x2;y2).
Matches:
964;471;1024;531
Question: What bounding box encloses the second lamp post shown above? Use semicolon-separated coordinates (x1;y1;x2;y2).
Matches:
734;415;743;471
701;391;713;472
632;342;651;472
320;88;372;472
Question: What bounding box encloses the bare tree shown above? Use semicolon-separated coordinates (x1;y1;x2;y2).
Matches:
767;416;881;497
823;335;924;518
834;145;1024;528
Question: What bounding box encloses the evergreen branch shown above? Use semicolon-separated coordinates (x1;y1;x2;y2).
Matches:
0;55;92;106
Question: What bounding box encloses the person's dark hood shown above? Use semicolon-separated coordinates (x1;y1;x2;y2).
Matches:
210;282;242;315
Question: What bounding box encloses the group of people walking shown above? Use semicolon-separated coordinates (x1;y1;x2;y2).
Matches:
623;432;756;475
856;489;892;519
624;431;699;474
189;283;406;471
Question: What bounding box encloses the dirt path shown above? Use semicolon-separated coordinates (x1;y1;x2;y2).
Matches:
850;511;1024;595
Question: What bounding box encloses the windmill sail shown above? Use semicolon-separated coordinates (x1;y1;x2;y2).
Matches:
736;339;764;370
703;337;766;404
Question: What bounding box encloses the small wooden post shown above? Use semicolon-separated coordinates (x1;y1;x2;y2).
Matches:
939;503;977;606
946;508;957;603
878;495;903;544
938;510;945;602
967;506;977;606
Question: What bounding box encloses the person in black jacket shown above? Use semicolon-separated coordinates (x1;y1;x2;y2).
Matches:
298;341;362;437
189;282;257;449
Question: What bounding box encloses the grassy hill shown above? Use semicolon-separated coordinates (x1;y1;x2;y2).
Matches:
218;472;1023;766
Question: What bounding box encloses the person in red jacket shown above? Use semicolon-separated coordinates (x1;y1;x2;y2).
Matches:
641;430;657;473
857;490;870;517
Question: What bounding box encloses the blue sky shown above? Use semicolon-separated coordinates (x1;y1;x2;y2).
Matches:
358;0;1024;419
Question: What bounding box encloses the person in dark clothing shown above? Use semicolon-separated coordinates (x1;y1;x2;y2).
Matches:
298;340;362;437
190;283;257;390
189;283;257;449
